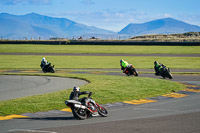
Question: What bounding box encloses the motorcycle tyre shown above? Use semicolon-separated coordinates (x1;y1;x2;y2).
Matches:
42;69;47;73
133;71;139;76
51;67;55;73
167;72;173;79
131;68;138;76
71;106;87;120
163;69;173;79
162;75;166;79
98;106;108;117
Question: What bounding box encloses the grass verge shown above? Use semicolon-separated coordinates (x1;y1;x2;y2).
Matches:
0;55;200;69
0;73;185;116
0;44;200;54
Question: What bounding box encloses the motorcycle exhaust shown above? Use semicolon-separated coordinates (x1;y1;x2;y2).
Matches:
74;104;94;113
74;104;87;109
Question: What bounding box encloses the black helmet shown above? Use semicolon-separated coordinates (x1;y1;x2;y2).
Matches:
154;61;158;65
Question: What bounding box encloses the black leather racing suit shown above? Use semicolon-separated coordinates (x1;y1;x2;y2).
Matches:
69;91;91;106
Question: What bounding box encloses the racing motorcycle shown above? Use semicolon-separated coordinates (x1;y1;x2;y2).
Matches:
124;65;139;76
65;93;108;120
155;66;173;79
41;63;55;73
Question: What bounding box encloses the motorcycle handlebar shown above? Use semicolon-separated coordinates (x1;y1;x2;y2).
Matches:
88;92;95;97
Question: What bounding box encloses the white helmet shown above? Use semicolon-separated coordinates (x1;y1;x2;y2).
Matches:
73;86;80;92
42;57;45;61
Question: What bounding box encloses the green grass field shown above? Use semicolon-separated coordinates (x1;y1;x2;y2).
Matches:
0;44;200;54
0;55;199;69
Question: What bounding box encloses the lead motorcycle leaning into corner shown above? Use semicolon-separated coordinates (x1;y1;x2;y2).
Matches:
40;57;55;73
65;92;108;120
41;63;55;73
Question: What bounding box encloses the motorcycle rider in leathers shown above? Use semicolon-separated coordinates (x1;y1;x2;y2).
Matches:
154;61;165;75
120;59;132;73
69;86;92;107
40;57;49;70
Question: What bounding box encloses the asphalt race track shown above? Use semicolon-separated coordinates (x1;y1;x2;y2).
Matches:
0;70;200;133
0;75;88;101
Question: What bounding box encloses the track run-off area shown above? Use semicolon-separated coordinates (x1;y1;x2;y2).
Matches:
0;53;200;133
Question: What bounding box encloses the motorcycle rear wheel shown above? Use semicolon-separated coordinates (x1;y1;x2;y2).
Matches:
71;106;87;120
126;73;131;76
42;69;46;73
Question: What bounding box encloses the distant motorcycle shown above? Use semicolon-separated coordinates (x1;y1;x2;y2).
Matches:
65;93;108;120
155;66;173;79
124;65;139;76
41;63;55;73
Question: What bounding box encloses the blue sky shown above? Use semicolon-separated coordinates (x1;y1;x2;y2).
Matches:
0;0;200;31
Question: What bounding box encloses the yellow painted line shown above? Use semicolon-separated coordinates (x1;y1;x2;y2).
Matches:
91;72;104;74
0;115;28;121
184;89;200;92
123;99;157;105
60;108;72;112
21;70;38;73
162;93;188;98
186;85;199;88
0;70;8;72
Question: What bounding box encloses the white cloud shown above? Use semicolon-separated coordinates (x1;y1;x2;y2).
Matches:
0;0;23;5
164;13;172;18
0;0;52;5
177;14;200;26
29;0;52;5
48;9;151;31
48;10;200;32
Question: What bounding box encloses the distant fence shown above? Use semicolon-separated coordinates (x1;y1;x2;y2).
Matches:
0;40;200;46
0;40;69;45
69;40;200;46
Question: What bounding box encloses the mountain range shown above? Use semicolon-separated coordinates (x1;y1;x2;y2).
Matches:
118;18;200;36
0;13;114;39
1;13;200;40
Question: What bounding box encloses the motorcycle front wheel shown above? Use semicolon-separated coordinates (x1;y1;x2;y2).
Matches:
167;68;173;79
163;69;173;79
133;71;138;76
98;106;108;117
51;67;55;73
167;72;173;79
131;68;138;76
71;106;87;120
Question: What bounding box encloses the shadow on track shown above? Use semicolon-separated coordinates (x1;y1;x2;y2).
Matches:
20;116;75;121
